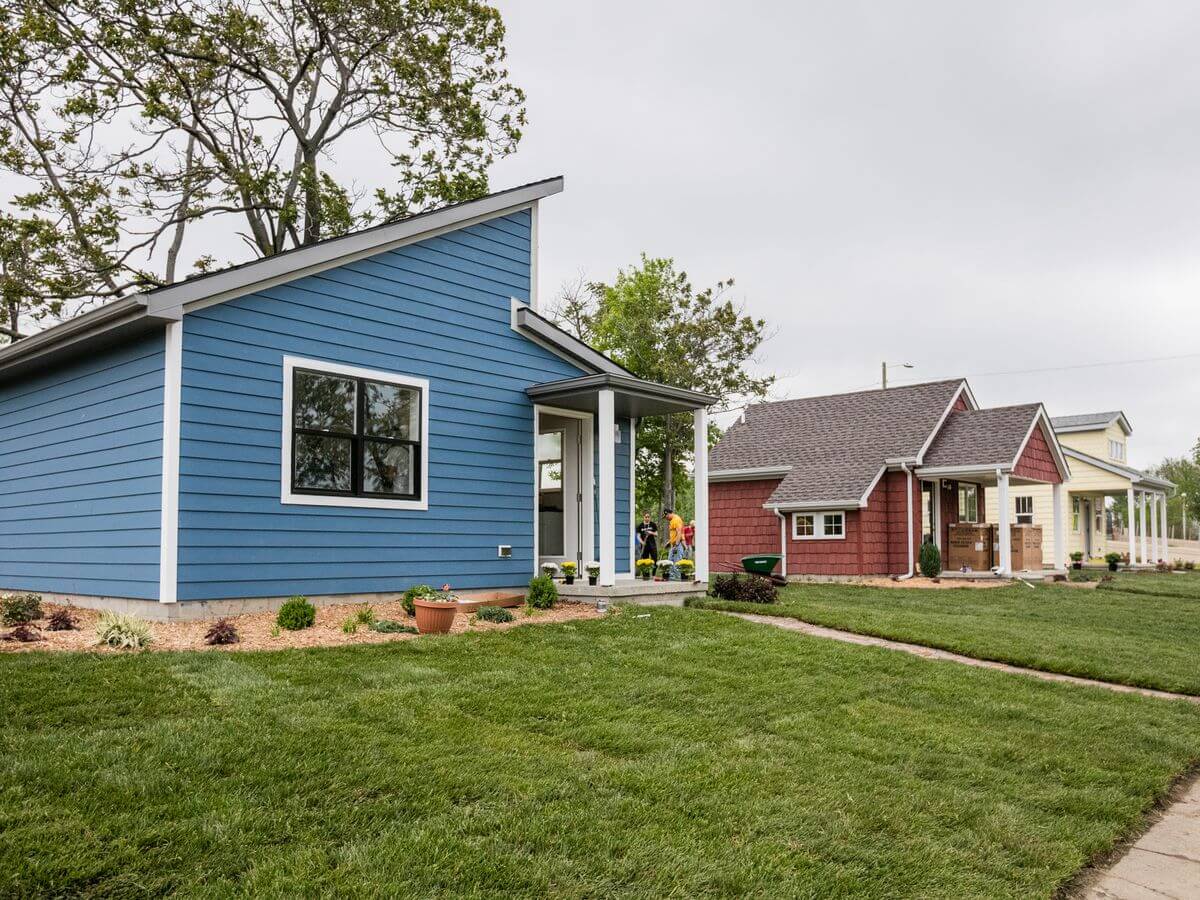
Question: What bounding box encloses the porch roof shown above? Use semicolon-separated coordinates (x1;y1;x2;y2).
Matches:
526;373;716;418
1061;447;1175;492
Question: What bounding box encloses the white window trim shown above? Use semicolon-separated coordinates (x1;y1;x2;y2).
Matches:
1109;439;1125;462
1014;495;1034;525
792;511;846;540
281;355;430;511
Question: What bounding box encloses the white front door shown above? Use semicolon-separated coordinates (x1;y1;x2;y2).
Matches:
537;411;593;571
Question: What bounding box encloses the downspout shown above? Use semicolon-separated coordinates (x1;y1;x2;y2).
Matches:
897;463;915;580
774;509;788;579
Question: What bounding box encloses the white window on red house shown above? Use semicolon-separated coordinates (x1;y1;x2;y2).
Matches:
1015;496;1034;525
793;512;845;540
793;514;814;538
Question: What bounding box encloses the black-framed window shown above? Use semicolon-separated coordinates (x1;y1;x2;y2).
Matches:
291;368;422;500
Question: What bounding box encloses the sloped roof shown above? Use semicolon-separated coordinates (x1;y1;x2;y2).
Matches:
922;405;1042;468
1051;410;1131;435
1063;447;1175;490
710;379;966;507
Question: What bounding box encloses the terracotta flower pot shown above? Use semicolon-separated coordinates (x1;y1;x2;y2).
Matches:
413;598;457;634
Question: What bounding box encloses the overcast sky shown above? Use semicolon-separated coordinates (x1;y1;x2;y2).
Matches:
486;0;1200;467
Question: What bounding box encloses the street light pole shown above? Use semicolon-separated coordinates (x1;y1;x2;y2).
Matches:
881;361;913;390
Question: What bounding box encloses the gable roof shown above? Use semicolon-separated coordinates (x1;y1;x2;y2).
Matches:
1062;447;1174;491
1051;410;1132;435
0;177;566;380
710;379;968;508
922;404;1043;469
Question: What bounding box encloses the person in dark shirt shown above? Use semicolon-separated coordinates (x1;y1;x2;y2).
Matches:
636;511;659;561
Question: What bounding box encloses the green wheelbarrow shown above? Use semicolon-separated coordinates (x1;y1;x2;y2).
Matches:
741;554;786;586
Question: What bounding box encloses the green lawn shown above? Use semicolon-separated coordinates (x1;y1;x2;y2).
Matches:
1097;570;1200;600
3;609;1200;897
691;578;1200;694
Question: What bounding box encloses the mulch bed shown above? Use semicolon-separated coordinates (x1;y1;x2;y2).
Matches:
0;599;605;654
857;576;1008;590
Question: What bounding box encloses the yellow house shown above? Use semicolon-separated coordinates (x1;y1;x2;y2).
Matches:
983;411;1174;566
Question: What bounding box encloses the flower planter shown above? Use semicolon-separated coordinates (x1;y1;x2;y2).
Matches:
564;576;575;585
1072;562;1082;570
588;576;598;586
641;573;651;581
1108;562;1119;572
413;598;458;634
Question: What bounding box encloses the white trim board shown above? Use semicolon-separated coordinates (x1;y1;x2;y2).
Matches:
280;355;431;511
158;320;183;603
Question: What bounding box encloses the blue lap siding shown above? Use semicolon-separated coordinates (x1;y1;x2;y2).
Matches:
0;333;164;599
176;209;627;601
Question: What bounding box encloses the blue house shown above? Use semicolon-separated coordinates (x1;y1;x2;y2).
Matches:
0;178;714;618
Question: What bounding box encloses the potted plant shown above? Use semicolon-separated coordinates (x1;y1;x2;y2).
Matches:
636;558;654;580
1069;551;1084;570
586;562;600;586
1104;551;1122;572
413;585;459;634
540;562;558;579
678;559;696;581
656;558;674;581
560;561;577;585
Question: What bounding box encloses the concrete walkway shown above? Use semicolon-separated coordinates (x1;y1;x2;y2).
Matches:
722;611;1200;899
723;612;1200;703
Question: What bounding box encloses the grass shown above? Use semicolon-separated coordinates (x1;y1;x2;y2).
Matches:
1097;570;1200;600
691;576;1200;694
3;609;1200;897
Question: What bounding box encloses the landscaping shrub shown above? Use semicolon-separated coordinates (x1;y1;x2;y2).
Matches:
204;618;239;645
1187;561;1196;571
46;607;78;631
369;619;417;634
96;612;152;650
276;596;316;630
3;623;43;642
526;574;558;610
341;617;359;634
476;604;514;623
708;573;777;604
1;593;43;626
401;585;437;616
355;605;375;625
919;542;941;578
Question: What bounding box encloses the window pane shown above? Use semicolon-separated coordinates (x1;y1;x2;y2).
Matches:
795;514;814;536
537;431;562;462
364;381;419;440
824;513;844;536
362;441;414;496
295;371;355;433
540;460;562;490
294;434;352;491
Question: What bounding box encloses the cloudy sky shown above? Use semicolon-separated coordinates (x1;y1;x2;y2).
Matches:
486;0;1200;467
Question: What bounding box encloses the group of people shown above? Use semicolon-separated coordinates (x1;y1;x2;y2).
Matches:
636;508;696;572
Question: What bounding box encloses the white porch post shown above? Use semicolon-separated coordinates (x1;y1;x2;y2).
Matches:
997;471;1012;575
693;406;709;583
598;389;616;587
1160;493;1170;561
1127;486;1137;565
1052;482;1065;572
1150;493;1160;563
1139;490;1148;566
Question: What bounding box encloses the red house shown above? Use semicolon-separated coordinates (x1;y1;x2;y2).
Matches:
708;379;1070;578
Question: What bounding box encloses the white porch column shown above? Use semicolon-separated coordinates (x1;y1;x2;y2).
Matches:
997;471;1012;575
693;406;709;583
1150;493;1160;563
1127;486;1137;565
1160;493;1170;562
1052;482;1066;572
1139;490;1148;565
598;389;616;587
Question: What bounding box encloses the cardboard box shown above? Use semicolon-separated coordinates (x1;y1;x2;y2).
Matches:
1010;525;1043;572
947;523;994;571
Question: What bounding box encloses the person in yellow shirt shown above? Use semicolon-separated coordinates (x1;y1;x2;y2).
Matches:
665;508;685;578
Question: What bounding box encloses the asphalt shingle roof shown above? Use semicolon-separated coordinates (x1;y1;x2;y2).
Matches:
921;405;1041;468
710;380;965;507
1050;411;1123;429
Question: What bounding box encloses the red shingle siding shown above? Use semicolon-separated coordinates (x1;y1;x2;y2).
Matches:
709;479;783;573
951;393;969;412
1013;423;1061;484
709;471;921;577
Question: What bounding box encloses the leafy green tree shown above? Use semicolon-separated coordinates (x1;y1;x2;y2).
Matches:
0;0;525;342
1152;457;1200;541
553;256;773;515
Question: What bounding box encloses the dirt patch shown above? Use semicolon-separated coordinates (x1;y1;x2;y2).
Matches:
856;576;1009;590
0;599;604;654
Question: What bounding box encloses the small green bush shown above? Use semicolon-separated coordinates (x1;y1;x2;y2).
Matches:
96;612;152;650
476;604;514;623
401;585;437;616
526;574;557;610
355;605;375;625
341;617;358;634
369;619;417;634
919;542;941;578
1;593;43;626
277;596;316;630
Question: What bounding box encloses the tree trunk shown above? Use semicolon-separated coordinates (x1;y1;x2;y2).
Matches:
302;149;321;244
661;414;674;515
